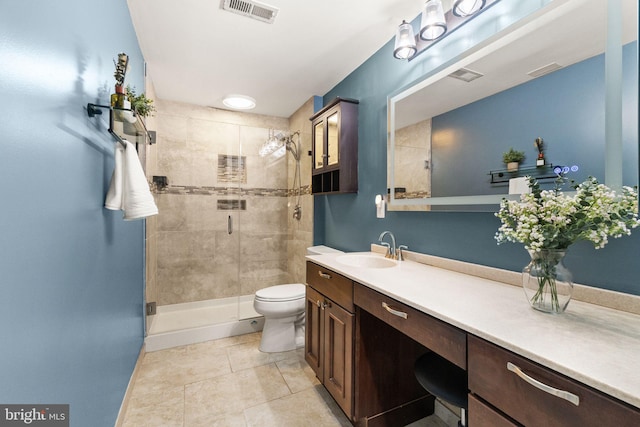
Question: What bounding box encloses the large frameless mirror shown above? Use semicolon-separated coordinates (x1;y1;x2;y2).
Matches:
387;0;638;211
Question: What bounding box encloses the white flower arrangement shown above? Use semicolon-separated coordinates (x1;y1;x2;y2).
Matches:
495;176;639;251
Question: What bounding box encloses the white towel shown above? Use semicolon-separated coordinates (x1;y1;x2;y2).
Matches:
105;140;158;220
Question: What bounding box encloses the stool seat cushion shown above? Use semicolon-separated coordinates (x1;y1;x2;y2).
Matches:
414;351;468;409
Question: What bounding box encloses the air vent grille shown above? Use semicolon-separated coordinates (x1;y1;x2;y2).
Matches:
448;67;484;83
528;62;563;78
222;0;279;24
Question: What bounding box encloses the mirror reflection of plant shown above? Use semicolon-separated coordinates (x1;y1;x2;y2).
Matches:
502;147;526;164
125;85;156;117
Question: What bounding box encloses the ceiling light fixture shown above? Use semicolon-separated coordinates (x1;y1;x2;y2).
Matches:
393;0;499;61
420;0;447;41
452;0;487;17
393;20;418;60
222;94;256;110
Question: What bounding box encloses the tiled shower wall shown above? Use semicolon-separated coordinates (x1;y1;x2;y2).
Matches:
147;98;313;307
287;98;314;283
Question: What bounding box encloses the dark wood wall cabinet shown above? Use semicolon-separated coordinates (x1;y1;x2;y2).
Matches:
310;98;358;194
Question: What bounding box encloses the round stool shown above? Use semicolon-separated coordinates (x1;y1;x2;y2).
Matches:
415;351;468;427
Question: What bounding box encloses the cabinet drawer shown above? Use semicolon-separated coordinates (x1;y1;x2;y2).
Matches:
353;283;466;369
306;262;354;312
468;394;519;427
468;335;640;426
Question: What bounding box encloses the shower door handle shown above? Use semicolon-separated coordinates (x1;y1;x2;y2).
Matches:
228;215;233;234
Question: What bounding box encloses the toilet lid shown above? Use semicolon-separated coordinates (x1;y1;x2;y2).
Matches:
255;284;306;302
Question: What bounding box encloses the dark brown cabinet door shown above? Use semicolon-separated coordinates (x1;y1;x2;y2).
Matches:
323;300;354;419
305;286;324;380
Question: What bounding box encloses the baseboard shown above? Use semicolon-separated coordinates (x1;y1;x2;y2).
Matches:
114;344;146;427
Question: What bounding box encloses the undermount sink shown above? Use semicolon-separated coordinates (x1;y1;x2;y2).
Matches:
336;254;397;269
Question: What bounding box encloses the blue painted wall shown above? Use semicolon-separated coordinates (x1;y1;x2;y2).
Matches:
431;42;637;197
317;1;640;295
0;1;145;425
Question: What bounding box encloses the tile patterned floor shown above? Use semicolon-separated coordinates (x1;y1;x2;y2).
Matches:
121;332;450;427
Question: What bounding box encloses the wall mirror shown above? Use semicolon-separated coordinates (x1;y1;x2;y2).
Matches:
387;0;638;211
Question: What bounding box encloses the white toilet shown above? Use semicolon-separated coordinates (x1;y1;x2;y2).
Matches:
253;246;344;353
254;283;306;353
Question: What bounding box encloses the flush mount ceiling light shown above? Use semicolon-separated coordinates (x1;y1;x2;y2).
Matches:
393;20;418;60
452;0;487;17
420;0;447;41
222;94;256;110
393;0;500;61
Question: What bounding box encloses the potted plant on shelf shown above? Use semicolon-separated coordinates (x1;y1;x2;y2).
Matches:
502;148;525;172
126;85;156;118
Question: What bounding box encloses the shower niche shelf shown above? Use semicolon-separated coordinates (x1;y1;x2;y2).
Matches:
310;97;358;195
87;103;156;149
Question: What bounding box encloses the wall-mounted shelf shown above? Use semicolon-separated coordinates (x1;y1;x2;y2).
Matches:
87;103;156;148
489;164;559;183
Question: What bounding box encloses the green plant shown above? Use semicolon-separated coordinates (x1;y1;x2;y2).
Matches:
125;85;156;117
502;147;526;164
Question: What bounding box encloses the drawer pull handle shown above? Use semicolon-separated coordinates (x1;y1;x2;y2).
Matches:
507;362;580;406
318;271;332;279
382;302;408;319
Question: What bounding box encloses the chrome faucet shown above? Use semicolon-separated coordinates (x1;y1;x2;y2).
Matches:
378;231;397;259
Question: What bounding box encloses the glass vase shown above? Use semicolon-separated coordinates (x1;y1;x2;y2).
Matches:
522;249;573;314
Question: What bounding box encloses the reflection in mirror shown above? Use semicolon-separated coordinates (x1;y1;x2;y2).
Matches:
328;112;339;166
314;121;324;170
388;0;638;211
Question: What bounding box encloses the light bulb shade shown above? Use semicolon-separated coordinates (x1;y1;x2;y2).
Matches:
420;0;447;41
452;0;486;17
222;94;256;110
393;20;417;60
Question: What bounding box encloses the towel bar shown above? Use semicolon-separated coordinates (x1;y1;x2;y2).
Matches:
86;103;155;148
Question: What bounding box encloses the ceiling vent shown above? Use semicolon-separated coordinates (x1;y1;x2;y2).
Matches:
221;0;279;24
448;67;484;83
528;62;563;78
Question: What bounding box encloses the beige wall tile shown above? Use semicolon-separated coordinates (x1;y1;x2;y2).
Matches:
149;96;315;309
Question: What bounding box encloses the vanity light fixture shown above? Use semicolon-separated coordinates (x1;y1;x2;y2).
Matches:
222;94;256;110
393;20;418;60
452;0;487;17
420;0;447;41
393;0;499;61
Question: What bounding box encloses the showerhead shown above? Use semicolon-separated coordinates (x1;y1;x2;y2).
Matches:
259;130;300;160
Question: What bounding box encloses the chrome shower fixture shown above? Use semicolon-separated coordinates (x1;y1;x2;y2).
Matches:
259;129;303;221
259;129;301;160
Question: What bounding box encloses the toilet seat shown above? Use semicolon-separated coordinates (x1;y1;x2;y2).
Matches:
255;283;305;302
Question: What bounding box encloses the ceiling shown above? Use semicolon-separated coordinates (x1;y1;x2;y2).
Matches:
126;0;430;118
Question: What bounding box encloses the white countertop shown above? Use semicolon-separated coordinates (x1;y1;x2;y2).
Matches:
306;251;640;409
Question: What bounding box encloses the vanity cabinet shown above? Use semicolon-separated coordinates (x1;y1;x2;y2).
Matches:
468;335;640;426
305;262;355;419
310;98;358;194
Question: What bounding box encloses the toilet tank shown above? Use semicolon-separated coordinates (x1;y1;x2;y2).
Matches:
306;245;344;256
